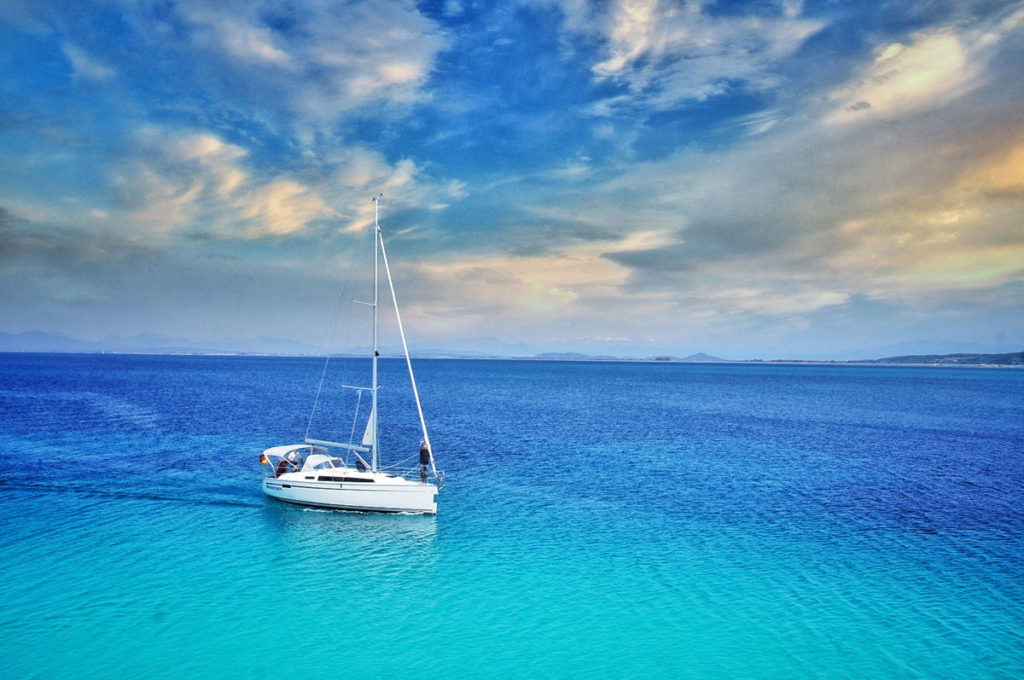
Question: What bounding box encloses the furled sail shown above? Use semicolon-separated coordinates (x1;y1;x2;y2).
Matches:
361;405;376;447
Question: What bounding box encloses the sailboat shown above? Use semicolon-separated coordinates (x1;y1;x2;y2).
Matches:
260;194;442;514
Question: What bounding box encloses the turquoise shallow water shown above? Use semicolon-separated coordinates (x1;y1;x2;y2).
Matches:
1;354;1022;678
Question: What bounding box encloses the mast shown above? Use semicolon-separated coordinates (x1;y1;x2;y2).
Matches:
370;193;381;472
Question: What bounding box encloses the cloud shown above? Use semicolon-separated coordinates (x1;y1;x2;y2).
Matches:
163;0;448;125
822;134;1024;296
560;0;824;110
62;44;116;80
105;127;333;238
238;180;334;236
0;205;164;322
324;151;466;233
188;10;298;69
960;138;1024;198
409;227;676;328
595;110;1024;306
98;125;466;240
826;7;1024;124
0;203;363;340
3;0;444;144
825;30;976;124
466;15;1024;339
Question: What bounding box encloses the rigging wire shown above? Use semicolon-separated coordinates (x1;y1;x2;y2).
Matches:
304;282;347;443
378;212;440;481
303;227;365;442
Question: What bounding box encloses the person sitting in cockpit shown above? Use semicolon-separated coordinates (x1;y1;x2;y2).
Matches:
275;450;303;476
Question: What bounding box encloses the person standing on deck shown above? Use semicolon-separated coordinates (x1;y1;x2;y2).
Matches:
419;439;430;483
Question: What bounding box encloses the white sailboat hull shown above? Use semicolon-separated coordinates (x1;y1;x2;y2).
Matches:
263;475;438;514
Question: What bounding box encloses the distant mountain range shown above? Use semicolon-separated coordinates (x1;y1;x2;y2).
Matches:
0;331;321;355
0;331;1020;365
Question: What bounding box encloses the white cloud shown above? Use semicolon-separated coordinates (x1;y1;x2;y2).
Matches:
826;8;1024;124
63;44;116;80
826;31;975;124
322;149;466;232
107;0;447;132
237;179;332;236
201;19;298;69
562;0;824;110
107;127;335;237
410;227;679;335
99;126;466;239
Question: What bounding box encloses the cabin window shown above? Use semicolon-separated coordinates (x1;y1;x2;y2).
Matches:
317;475;374;483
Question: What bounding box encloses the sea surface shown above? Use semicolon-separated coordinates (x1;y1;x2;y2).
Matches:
0;353;1022;679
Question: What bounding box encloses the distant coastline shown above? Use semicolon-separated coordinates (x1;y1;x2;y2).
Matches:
1;331;1021;366
842;351;1024;367
494;352;1024;367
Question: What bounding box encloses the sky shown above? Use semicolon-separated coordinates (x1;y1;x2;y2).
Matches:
1;0;1023;360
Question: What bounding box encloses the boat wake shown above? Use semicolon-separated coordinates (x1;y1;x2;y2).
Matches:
0;479;263;509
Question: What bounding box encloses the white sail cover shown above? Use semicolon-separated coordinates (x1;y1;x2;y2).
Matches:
361;406;376;447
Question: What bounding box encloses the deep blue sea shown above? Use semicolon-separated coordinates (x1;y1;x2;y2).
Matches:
1;354;1022;678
